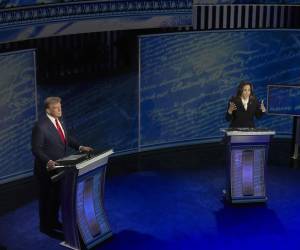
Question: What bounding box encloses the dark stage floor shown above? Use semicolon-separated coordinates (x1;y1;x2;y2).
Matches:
0;163;300;250
0;142;300;250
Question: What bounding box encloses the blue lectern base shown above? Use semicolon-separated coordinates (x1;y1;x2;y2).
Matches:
223;189;267;204
231;196;267;204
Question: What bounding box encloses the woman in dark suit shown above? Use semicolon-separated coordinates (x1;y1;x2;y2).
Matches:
226;81;266;128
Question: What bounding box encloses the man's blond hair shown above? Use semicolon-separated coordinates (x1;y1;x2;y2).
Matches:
44;97;61;110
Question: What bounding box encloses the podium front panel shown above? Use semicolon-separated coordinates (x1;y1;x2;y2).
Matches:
61;150;113;250
230;135;271;144
76;166;112;249
230;145;266;201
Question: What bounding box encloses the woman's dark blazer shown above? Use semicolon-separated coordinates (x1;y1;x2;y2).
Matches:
225;96;264;128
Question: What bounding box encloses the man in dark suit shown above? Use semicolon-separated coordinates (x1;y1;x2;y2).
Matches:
31;96;92;237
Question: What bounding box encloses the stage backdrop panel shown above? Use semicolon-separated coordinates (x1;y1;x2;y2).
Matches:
0;1;192;44
2;0;300;9
139;30;300;148
267;85;300;116
0;49;37;183
194;0;300;3
37;73;138;155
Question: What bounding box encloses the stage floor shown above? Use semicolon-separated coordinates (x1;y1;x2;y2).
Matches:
0;160;300;250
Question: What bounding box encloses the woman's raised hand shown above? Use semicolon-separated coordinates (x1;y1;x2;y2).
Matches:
228;102;237;114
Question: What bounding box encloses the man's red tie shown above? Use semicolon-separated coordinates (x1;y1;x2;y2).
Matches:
55;119;66;144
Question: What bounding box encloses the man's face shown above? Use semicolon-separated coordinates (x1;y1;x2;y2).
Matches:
47;102;62;118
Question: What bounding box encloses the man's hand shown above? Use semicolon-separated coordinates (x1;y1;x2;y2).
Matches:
47;160;57;171
80;146;94;153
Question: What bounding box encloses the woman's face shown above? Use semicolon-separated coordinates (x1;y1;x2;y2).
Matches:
241;84;251;99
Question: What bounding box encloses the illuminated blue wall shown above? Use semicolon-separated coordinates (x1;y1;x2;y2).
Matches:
1;0;300;9
0;1;192;44
3;30;300;182
268;85;300;116
37;73;139;155
0;50;37;182
139;30;300;148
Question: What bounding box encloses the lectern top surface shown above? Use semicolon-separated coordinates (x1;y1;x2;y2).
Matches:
56;149;114;166
56;153;87;166
221;128;276;136
76;149;114;175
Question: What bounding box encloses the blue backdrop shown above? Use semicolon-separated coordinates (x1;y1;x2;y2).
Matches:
139;30;300;148
3;30;300;182
268;85;300;116
0;49;37;183
2;0;300;9
37;73;139;156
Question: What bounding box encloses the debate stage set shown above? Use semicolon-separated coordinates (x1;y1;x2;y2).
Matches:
1;1;300;250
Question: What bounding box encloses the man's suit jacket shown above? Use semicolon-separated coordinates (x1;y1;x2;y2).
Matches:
225;96;263;128
31;115;80;178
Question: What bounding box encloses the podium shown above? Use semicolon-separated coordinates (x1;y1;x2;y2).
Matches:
56;149;113;250
222;129;275;203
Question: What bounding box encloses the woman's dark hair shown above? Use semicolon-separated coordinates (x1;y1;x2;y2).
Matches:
236;81;255;98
